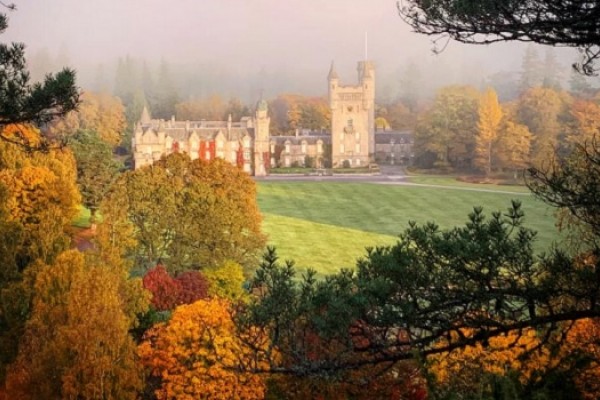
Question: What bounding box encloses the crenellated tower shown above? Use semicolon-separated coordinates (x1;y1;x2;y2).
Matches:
253;99;270;176
328;60;375;168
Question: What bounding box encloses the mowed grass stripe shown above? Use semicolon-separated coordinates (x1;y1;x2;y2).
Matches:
257;182;560;274
261;213;398;276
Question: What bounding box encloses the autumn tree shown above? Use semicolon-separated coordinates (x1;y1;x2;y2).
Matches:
495;116;532;173
414;85;480;169
516;87;571;167
143;265;183;311
138;298;265;400
427;320;600;399
101;153;265;273
5;250;146;400
175;95;227;121
204;260;247;301
474;87;503;175
0;124;80;266
47;91;126;147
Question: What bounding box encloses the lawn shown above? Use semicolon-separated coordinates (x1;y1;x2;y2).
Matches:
257;181;560;276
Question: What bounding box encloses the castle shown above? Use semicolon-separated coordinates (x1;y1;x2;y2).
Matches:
132;61;413;173
132;100;270;176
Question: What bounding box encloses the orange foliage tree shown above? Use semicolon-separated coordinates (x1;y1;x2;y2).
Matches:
428;320;600;399
139;298;265;400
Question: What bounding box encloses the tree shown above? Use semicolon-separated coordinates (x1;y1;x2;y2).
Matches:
153;60;179;120
398;0;600;75
68;129;121;228
101;153;266;272
0;124;80;265
138;298;266;400
475;87;503;175
414;85;480;169
238;200;600;378
204;260;247;301
5;250;144;400
427;320;600;399
519;46;543;93
543;47;563;90
0;12;78;149
495;117;532;172
47;91;126;147
516;87;570;167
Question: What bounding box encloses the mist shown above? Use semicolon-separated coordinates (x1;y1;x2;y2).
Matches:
3;0;588;102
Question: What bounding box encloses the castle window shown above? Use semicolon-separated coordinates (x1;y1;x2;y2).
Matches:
347;119;353;128
270;143;275;153
355;143;360;153
217;140;224;149
356;158;361;166
317;142;322;153
340;143;345;153
301;142;307;154
285;143;290;153
355;131;360;141
244;151;251;160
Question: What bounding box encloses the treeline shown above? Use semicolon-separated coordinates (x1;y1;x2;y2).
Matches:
408;85;600;175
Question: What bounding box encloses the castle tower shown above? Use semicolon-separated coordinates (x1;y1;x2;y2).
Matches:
253;99;270;176
328;61;375;168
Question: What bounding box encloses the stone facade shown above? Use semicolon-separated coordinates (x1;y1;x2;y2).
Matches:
269;130;331;168
328;61;375;168
374;130;414;165
132;100;270;176
132;61;412;174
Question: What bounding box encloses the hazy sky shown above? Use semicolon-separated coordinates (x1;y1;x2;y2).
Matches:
3;0;582;97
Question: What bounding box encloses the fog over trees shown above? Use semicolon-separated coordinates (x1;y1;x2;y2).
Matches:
5;0;594;104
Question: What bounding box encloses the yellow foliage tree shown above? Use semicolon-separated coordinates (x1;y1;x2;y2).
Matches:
495;105;532;173
48;91;126;146
204;260;247;301
0;124;79;264
568;99;600;148
139;298;265;400
475;87;503;175
5;250;146;400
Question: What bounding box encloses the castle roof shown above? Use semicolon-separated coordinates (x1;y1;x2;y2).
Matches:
140;118;255;143
374;130;413;144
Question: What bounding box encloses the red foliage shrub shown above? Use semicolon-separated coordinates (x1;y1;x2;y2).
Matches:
175;271;209;304
142;265;182;311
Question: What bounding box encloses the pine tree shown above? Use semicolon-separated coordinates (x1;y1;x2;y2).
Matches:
519;46;542;93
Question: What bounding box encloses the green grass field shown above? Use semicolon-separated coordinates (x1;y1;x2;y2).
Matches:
257;181;560;276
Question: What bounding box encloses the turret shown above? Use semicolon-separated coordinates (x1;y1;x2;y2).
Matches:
253;99;270;177
328;61;339;109
140;105;151;125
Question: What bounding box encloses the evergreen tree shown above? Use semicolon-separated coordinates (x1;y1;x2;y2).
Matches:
153;59;179;120
519;45;542;92
542;48;562;90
